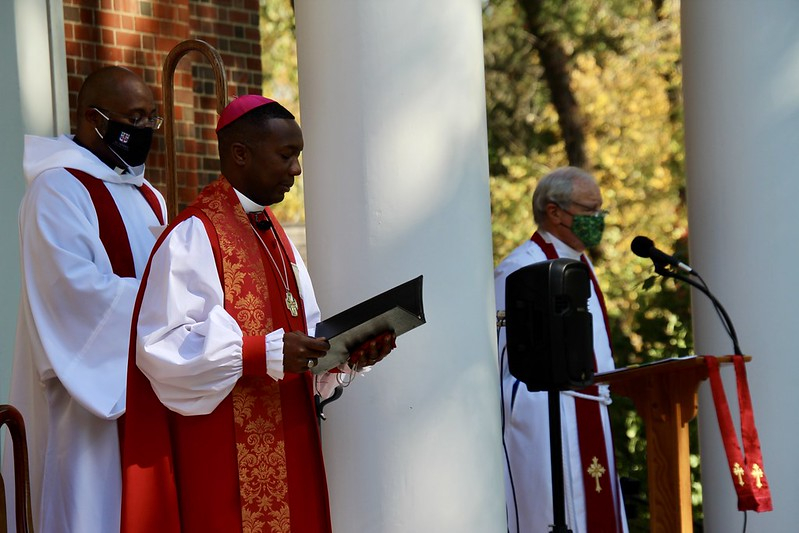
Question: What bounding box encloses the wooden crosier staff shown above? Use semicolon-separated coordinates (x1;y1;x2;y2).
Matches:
162;39;228;221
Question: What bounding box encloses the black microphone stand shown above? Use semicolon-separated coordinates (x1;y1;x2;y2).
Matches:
547;388;573;533
653;263;742;355
651;262;749;531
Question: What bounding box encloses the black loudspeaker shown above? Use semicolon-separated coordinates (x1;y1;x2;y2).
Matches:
505;258;594;392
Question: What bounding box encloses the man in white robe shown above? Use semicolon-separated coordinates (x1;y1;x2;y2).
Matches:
3;66;166;533
496;167;627;533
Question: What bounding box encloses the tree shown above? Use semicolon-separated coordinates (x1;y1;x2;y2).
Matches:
517;0;589;169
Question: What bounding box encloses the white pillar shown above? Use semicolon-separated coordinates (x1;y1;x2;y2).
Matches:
682;2;799;531
0;0;68;402
294;1;506;531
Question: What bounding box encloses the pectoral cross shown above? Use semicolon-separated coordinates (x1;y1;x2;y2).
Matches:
286;291;299;317
751;463;765;489
587;456;606;493
733;462;745;486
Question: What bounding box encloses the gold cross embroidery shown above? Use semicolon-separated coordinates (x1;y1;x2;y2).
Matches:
733;462;745;486
587;456;606;493
751;464;765;489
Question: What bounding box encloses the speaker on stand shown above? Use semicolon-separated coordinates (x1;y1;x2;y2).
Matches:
503;258;595;533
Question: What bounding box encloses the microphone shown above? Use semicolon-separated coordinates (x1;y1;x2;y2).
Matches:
631;235;741;355
248;211;273;231
631;236;693;274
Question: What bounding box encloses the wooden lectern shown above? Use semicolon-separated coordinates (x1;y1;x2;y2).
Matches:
594;355;748;533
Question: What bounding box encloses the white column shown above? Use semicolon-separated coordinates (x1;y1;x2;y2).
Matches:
294;1;506;531
682;2;799;531
0;0;67;402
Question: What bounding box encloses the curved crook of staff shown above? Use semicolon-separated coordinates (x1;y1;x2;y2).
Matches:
162;39;228;221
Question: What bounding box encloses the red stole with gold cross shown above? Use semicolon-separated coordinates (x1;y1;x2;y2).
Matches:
122;176;331;533
531;231;623;532
705;355;772;512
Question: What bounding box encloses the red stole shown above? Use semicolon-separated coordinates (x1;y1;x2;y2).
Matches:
705;356;772;512
531;232;623;532
67;168;165;277
121;177;331;533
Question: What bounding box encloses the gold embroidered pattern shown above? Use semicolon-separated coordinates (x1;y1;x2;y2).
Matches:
236;379;289;533
196;178;289;531
236;292;268;332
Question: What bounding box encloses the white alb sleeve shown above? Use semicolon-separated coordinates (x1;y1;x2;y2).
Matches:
136;217;247;416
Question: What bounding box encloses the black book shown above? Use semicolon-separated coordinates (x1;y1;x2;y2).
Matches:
312;275;426;374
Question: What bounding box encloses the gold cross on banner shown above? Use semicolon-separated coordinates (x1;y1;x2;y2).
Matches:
751;464;765;489
733;462;745;486
587;456;606;493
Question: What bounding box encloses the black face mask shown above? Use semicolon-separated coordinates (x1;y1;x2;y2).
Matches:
96;119;154;168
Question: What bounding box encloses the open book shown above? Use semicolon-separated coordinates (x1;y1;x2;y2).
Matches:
311;275;426;374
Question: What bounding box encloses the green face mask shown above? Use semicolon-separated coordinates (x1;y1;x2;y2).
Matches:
571;214;605;248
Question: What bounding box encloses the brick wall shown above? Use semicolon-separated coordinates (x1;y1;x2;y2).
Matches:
62;0;263;208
